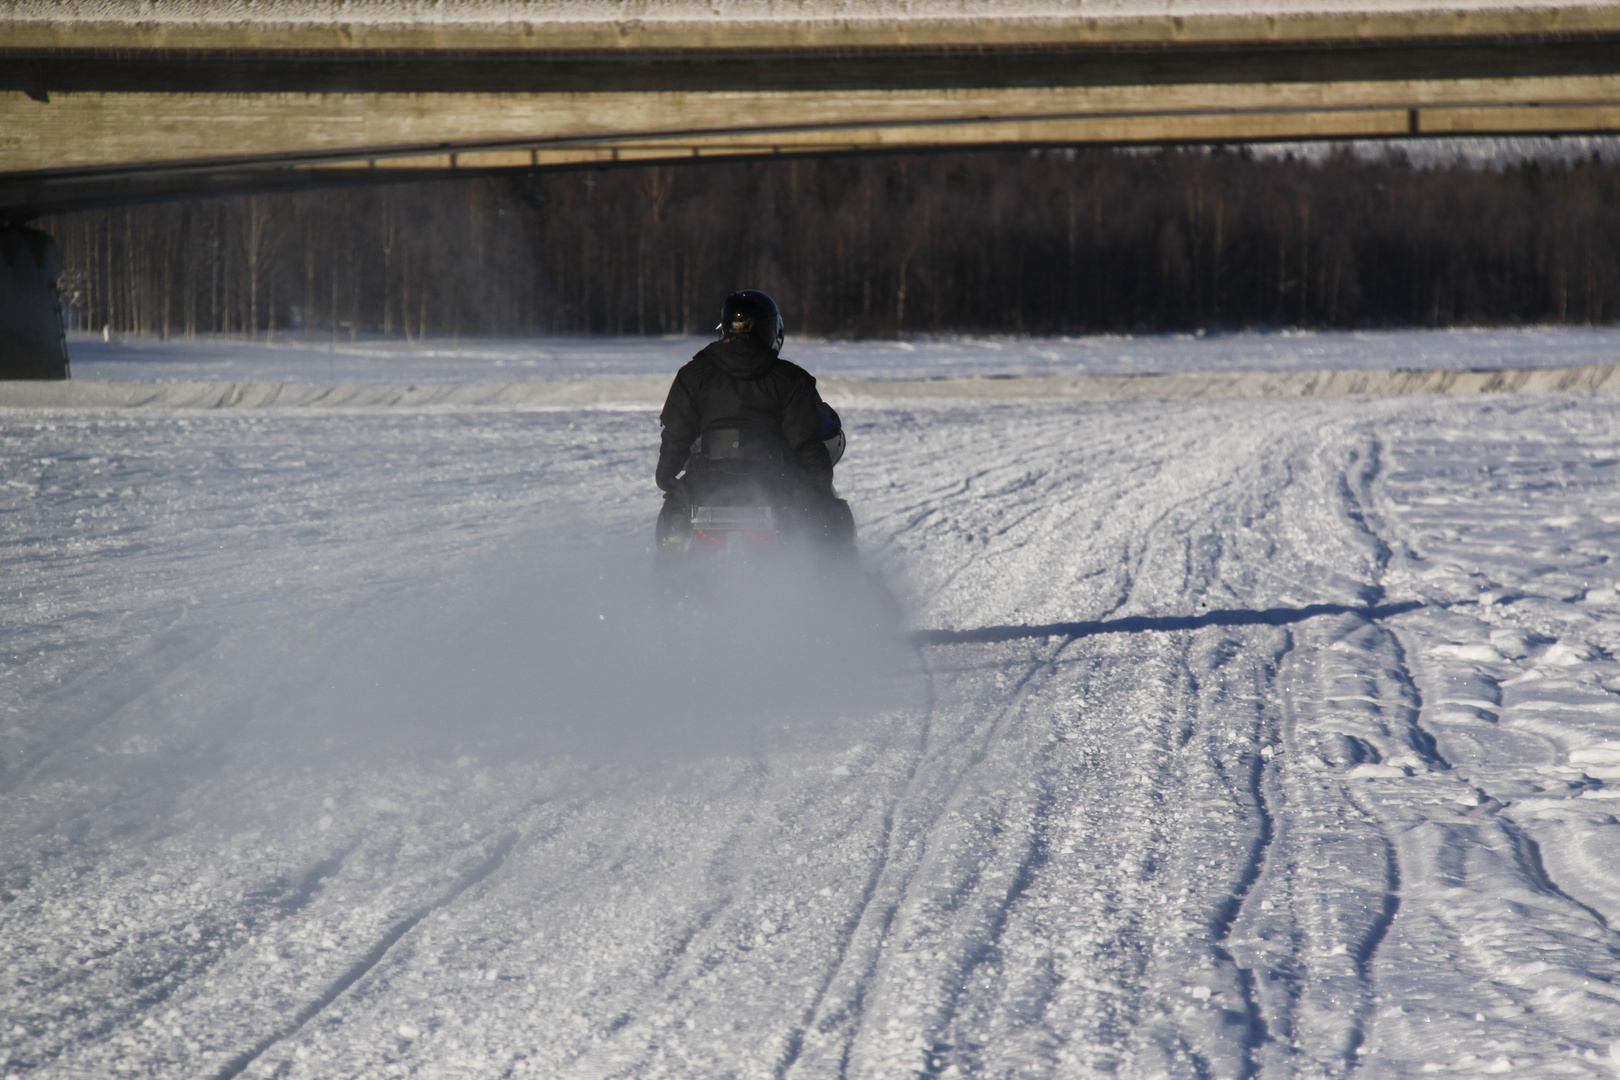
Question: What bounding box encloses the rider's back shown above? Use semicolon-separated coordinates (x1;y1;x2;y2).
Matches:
658;336;830;488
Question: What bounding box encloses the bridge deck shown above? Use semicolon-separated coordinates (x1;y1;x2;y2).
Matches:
3;3;1618;216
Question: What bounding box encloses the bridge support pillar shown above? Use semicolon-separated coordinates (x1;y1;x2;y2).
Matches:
1;225;70;380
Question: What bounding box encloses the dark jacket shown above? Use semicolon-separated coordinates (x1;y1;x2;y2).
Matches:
657;338;834;493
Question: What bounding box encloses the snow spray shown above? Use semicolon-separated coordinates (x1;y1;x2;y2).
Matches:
296;540;915;763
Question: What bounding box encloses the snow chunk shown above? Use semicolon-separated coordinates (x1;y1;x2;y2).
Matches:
1572;744;1620;765
1541;640;1595;667
1488;629;1531;659
1431;643;1502;663
1347;763;1409;779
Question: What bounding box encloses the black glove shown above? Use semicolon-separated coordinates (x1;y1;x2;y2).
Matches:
655;455;684;493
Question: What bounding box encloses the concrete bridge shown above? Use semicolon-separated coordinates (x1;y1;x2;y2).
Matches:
2;1;1618;375
4;1;1619;218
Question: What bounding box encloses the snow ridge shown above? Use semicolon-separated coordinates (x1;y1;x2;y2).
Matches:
9;362;1620;414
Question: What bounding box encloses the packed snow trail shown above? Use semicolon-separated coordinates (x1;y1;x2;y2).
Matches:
3;393;1620;1078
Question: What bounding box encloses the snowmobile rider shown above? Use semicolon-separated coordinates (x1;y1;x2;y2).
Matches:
656;290;855;551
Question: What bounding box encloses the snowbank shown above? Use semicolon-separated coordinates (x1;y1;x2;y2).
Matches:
4;363;1618;410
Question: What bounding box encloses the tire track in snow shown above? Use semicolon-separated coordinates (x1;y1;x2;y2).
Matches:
1240;432;1437;1077
946;629;1202;1079
1331;625;1429;1074
1091;420;1407;1079
1230;683;1308;1077
765;634;1063;1080
1203;633;1286;1080
0;846;358;1075
1347;833;1400;1070
1335;436;1427;1072
780;645;1071;1079
546;766;788;1080
847;402;1351;1079
212;830;519;1080
772;649;940;1080
836;638;1102;1079
1256;616;1420;1078
1127;625;1289;1080
1501;820;1613;931
1360;407;1620;1053
899;643;1075;1078
1329;433;1442;1073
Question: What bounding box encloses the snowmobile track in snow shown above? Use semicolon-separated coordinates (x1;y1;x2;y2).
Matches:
772;651;935;1080
212;831;519;1080
10;387;1620;1078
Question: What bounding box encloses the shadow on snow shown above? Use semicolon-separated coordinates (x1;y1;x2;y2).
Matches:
909;600;1424;648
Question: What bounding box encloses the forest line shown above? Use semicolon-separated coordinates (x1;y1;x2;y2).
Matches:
44;146;1620;341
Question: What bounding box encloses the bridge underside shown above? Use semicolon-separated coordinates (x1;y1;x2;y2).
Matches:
3;8;1619;218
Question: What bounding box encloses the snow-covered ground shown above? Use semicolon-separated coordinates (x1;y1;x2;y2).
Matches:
64;325;1620;385
6;337;1620;1079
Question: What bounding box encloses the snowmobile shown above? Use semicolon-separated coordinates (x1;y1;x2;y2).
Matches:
654;423;849;567
652;418;903;642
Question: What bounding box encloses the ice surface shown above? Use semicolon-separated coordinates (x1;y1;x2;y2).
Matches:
7;329;1620;1078
65;324;1620;384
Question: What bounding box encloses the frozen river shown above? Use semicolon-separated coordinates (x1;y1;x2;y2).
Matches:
4;333;1620;1078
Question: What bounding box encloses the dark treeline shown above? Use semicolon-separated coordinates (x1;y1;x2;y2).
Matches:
46;146;1620;339
47;184;542;342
